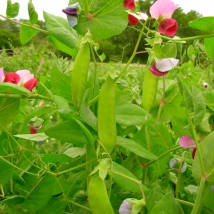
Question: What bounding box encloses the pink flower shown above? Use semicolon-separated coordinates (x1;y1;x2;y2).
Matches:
158;18;178;36
128;14;139;25
179;136;196;148
16;70;38;91
4;72;20;84
149;58;179;76
123;0;139;10
23;78;38;91
0;68;4;83
150;0;179;20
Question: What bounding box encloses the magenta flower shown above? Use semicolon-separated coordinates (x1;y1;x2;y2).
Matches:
16;70;38;91
127;12;148;25
149;58;179;76
179;136;196;148
150;0;179;20
0;68;4;83
124;0;139;10
4;72;20;84
158;18;178;36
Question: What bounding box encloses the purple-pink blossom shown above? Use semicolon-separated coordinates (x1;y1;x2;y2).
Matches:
179;136;196;148
150;0;179;20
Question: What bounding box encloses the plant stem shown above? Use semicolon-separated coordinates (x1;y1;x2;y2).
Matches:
115;20;148;81
66;198;92;212
0;14;49;34
176;199;194;207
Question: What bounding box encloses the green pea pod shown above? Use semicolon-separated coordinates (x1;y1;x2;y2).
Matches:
142;66;158;112
88;173;115;214
72;42;90;109
98;77;116;154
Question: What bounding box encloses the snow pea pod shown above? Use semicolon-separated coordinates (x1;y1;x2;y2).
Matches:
142;66;158;112
88;173;115;214
98;76;116;154
72;42;90;109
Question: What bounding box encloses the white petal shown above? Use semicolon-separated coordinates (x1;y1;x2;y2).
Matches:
128;12;148;20
67;15;78;27
155;58;179;72
67;2;80;9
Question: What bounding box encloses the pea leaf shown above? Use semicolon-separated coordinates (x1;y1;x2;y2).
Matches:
204;37;214;60
188;17;214;33
6;0;19;18
2;196;25;206
161;43;177;58
0;160;14;185
0;98;20;131
116;137;158;160
43;11;78;49
14;133;48;142
0;83;29;95
28;0;38;24
20;173;56;211
74;0;127;39
20;22;40;44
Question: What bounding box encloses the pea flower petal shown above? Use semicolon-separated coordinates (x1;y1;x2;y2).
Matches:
150;0;179;20
16;70;34;85
169;158;177;168
0;67;4;82
124;0;139;10
4;72;20;84
119;198;132;214
149;63;168;76
62;2;80;27
202;82;209;89
155;58;179;72
158;18;178;36
128;14;139;25
179;136;196;148
23;78;38;91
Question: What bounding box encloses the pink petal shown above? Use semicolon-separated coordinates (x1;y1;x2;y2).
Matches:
4;72;20;84
149;64;168;76
155;58;179;72
158;18;178;36
16;70;34;84
150;0;179;20
124;0;136;10
23;78;38;91
179;136;196;148
0;68;5;83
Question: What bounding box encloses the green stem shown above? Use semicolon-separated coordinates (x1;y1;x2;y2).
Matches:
144;26;214;41
191;177;205;214
115;20;148;82
86;144;92;190
0;14;49;34
66;198;92;212
176;199;194;207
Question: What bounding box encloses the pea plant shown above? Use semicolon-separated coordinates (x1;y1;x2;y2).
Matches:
0;0;214;213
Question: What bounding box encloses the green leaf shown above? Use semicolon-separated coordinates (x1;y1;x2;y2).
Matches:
20;173;56;211
183;85;193;111
45;119;88;146
43;11;78;49
28;0;38;24
116;137;157;160
64;147;86;158
0;83;29;95
0;160;14;185
74;0;127;39
2;196;25;206
204;37;214;60
116;104;151;126
36;82;54;99
192;132;214;184
14;133;49;141
46;35;77;57
38;198;67;214
6;0;19;18
54;95;69;109
203;183;214;209
111;161;142;193
188;17;214;33
151;191;180;214
192;86;206;125
161;43;177;58
50;66;72;101
0;98;20;130
20;22;40;44
146;190;164;212
42;154;72;164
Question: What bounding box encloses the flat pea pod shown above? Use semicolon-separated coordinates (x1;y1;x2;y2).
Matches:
72;42;90;109
88;173;115;214
98;76;116;154
142;66;158;112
